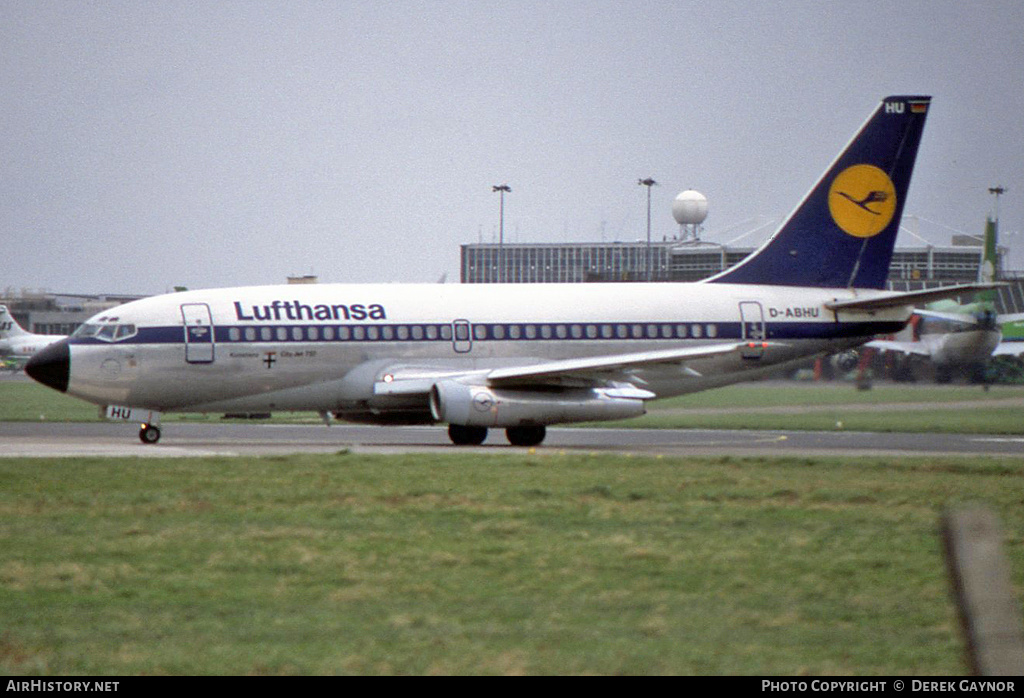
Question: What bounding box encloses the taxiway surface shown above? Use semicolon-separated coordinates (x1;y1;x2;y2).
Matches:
1;421;1022;459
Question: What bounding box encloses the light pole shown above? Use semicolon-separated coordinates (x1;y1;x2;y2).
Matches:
988;185;1006;223
638;178;657;281
493;184;511;282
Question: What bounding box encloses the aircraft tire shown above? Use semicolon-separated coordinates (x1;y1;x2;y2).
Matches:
506;425;546;447
447;424;487;446
139;425;161;444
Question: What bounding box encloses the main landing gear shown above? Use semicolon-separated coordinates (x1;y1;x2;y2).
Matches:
447;424;488;445
446;424;547;447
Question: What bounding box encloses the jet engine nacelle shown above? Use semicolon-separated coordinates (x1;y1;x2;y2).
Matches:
830;350;860;373
429;380;646;428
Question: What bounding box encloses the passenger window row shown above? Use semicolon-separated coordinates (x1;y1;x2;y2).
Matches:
222;322;720;343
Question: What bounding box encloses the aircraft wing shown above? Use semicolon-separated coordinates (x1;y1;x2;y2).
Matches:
374;342;772;397
825;283;1004;313
865;339;930;357
484;342;757;388
996;314;1024;357
992;342;1024;358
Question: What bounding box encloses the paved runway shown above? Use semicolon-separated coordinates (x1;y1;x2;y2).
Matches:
2;420;1023;459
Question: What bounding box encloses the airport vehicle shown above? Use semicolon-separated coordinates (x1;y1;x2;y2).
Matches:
26;95;996;445
0;305;67;368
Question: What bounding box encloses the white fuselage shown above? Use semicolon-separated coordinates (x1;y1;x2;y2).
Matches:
60;281;908;419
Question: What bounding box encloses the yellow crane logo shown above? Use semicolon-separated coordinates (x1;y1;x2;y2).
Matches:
828;164;897;238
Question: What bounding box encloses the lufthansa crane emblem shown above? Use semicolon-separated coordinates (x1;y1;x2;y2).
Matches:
472;391;495;412
828;164;897;238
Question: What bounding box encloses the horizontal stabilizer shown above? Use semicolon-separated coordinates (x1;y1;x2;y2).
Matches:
825;283;1005;313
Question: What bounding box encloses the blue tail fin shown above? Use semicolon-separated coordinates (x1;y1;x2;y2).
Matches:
707;95;930;289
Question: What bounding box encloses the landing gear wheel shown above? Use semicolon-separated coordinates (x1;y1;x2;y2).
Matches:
447;424;488;446
506;425;546;447
139;424;161;444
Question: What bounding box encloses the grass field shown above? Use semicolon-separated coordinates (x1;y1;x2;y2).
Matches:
2;451;1023;675
637;383;1024;434
3;377;1022;674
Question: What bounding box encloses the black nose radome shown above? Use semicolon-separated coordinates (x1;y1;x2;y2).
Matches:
25;339;70;393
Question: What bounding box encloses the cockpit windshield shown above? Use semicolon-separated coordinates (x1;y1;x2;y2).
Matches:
73;323;138;342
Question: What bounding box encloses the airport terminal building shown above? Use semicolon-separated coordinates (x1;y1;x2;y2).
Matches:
460;239;1024;315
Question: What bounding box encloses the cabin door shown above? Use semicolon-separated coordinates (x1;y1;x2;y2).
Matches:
738;301;766;359
181;303;215;364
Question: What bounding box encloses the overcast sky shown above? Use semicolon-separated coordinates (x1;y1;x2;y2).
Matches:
3;0;1022;295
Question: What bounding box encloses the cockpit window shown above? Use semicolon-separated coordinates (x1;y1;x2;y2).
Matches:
73;324;107;339
72;323;138;342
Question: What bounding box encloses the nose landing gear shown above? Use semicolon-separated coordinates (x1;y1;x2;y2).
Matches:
139;423;162;444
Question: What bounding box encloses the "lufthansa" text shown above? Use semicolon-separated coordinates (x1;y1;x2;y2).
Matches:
233;300;387;322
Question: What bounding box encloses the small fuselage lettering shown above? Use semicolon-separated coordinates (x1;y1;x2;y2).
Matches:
768;307;820;319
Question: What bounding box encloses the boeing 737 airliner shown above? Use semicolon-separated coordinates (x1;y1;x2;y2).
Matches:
25;95;996;445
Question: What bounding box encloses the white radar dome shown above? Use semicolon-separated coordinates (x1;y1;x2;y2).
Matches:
672;190;708;225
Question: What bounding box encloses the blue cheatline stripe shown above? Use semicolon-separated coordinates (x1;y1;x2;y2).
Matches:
66;320;906;347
